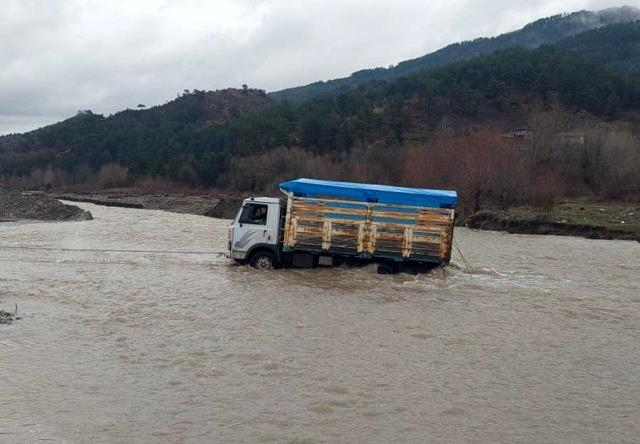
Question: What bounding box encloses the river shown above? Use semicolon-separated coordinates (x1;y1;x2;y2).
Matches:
1;202;639;443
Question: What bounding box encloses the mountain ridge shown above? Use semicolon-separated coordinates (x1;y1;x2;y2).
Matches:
269;6;640;103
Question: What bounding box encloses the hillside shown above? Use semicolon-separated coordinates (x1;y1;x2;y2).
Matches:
0;88;273;178
270;6;640;103
2;45;639;190
559;20;640;79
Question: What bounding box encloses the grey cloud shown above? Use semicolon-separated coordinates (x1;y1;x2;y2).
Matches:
1;0;637;135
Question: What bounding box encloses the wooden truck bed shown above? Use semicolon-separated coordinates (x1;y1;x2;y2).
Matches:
282;196;454;264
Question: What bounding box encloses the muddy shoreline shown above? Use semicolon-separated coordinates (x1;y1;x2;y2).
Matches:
0;190;92;222
466;210;640;242
53;191;244;219
6;189;637;242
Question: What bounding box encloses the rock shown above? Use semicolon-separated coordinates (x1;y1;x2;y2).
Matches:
0;310;15;325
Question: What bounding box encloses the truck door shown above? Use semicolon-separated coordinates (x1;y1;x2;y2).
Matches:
231;201;279;260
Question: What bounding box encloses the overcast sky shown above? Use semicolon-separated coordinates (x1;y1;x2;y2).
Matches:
1;0;637;135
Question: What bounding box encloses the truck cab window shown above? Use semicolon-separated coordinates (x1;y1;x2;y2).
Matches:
239;203;268;225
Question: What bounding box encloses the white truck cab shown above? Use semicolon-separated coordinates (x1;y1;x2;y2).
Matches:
229;197;282;268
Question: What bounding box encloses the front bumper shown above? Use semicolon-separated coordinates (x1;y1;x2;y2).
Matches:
230;250;247;261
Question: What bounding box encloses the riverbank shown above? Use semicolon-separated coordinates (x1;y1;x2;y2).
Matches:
53;191;244;219
0;190;92;222
8;189;638;242
466;201;640;242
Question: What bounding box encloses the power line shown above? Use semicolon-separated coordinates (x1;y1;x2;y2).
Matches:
0;245;227;255
0;257;222;266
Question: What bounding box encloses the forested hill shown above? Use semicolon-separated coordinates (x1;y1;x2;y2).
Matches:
2;41;639;190
559;19;640;80
0;87;273;176
270;6;640;103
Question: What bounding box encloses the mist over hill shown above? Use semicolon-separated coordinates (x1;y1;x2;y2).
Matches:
559;18;640;79
270;6;640;103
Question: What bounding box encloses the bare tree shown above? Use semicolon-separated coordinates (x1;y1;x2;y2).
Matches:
97;163;129;189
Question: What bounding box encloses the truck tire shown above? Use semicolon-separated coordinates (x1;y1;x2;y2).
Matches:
376;262;398;275
249;251;277;270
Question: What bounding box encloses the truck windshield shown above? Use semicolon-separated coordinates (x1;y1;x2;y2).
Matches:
239;203;268;225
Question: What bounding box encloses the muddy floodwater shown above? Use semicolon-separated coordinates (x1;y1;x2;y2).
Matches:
1;203;639;443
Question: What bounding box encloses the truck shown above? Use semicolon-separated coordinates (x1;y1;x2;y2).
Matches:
228;178;457;274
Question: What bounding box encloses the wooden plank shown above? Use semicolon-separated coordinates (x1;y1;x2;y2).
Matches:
283;196;454;263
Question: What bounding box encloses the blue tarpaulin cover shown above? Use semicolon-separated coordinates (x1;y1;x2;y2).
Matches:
280;178;457;208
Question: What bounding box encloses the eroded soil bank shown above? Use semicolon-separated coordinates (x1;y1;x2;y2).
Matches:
467;209;639;242
53;192;244;219
0;190;92;222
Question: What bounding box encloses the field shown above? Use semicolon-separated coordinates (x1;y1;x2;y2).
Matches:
465;199;640;242
509;200;640;234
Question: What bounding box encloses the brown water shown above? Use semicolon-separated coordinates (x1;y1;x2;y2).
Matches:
1;202;639;443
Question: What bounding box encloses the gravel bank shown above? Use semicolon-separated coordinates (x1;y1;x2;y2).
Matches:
0;190;93;222
54;192;244;219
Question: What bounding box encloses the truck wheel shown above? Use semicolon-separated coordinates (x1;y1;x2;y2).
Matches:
376;262;398;275
249;251;277;270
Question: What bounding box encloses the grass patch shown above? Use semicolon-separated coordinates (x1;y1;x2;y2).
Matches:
508;200;640;234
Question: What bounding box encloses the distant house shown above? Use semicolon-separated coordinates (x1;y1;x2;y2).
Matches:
502;127;532;140
558;131;585;145
512;128;532;139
